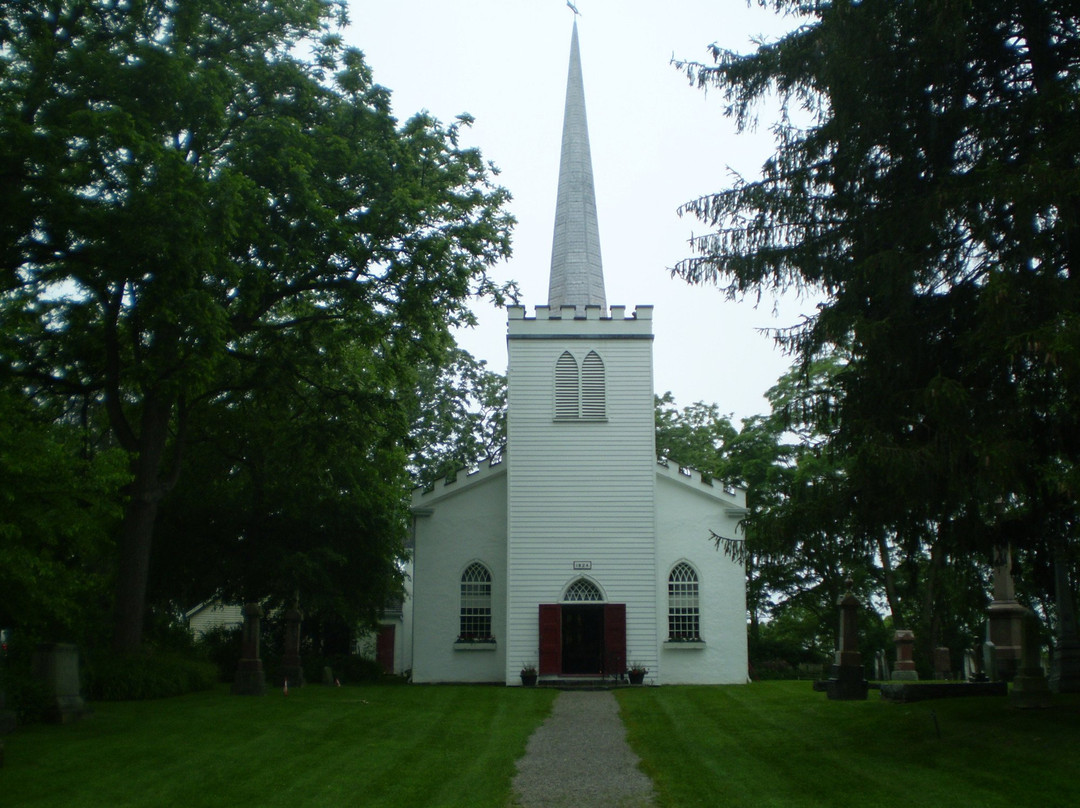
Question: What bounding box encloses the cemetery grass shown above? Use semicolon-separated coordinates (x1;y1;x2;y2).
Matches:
2;683;558;808
617;680;1080;808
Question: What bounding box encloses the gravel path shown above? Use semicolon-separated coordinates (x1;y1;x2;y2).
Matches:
512;690;656;808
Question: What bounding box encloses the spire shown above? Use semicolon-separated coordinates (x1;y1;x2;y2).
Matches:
547;20;606;313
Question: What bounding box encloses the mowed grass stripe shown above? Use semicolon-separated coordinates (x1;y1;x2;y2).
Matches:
617;681;1080;808
4;685;557;808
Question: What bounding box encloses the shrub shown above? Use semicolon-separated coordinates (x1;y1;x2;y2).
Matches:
83;651;217;701
195;625;243;683
303;654;384;685
0;665;54;725
0;636;62;725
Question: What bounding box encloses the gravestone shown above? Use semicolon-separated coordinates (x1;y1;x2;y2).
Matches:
933;646;951;680
874;649;889;681
232;603;267;695
1050;640;1080;694
987;546;1025;681
826;579;868;700
31;643;86;723
1049;555;1080;693
982;639;999;681
278;607;305;688
965;648;988;682
891;630;918;681
1010;608;1051;709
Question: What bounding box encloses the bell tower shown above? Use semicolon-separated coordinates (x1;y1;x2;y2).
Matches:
504;21;659;682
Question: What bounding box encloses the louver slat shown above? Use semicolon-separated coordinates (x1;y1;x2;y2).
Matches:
555;351;579;418
580;351;605;418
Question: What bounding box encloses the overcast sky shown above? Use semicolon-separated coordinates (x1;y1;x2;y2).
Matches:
343;0;815;422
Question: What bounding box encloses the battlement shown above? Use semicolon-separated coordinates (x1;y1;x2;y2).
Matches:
655;458;746;508
411;454;506;510
507;304;653;339
507;304;652;321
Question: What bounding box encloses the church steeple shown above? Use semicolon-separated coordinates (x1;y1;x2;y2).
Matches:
547;20;606;313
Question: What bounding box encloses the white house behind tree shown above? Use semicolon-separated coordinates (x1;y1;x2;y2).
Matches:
405;22;748;686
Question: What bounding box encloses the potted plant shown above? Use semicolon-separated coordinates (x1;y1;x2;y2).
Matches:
627;663;647;685
520;663;538;687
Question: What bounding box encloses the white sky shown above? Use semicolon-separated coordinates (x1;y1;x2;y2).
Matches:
343;0;815;422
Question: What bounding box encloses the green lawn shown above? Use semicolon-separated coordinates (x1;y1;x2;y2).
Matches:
617;681;1080;808
2;684;557;808
4;682;1078;808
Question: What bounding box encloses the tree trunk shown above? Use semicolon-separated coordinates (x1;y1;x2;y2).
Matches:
1053;537;1079;644
876;533;903;628
917;540;944;673
111;396;174;653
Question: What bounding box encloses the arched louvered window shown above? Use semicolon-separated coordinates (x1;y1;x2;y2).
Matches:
554;350;605;419
668;563;700;641
460;562;493;641
563;578;603;602
555;351;580;419
580;351;606;418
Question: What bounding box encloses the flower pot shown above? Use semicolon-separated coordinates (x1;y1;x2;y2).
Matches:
520;673;538;687
628;671;645;685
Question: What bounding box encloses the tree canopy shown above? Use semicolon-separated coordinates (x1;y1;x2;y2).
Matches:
674;1;1080;624
1;0;513;650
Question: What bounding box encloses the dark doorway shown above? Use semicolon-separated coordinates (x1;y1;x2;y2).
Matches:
538;602;627;676
562;604;605;674
375;625;395;674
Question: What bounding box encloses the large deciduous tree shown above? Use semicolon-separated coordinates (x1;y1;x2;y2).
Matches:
0;388;127;645
0;1;512;650
674;1;1079;638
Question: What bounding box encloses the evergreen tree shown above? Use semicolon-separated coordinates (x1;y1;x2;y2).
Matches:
674;0;1080;629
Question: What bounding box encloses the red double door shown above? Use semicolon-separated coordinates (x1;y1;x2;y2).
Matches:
538;603;626;676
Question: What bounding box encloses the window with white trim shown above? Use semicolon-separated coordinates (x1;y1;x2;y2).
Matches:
459;562;492;641
564;578;603;602
554;350;605;419
668;563;700;640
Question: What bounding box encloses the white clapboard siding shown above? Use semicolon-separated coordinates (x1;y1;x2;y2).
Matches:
411;468;508;683
506;307;660;680
186;602;244;637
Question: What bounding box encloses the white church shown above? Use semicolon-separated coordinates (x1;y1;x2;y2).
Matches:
402;22;748;686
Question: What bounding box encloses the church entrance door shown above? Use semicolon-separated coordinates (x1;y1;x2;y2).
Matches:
562;604;604;674
538;603;627;676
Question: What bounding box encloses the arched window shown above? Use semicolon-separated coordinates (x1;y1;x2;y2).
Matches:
555;351;580;419
580;351;606;418
668;563;700;640
460;562;492;640
554;350;605;419
563;578;603;602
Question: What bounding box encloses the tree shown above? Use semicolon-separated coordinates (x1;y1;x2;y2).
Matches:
149;324;414;625
409;348;508;489
0;388;127;645
1;1;512;650
674;0;1080;638
655;389;804;641
659;357;995;672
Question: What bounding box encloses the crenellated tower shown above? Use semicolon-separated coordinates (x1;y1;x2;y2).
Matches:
504;22;658;682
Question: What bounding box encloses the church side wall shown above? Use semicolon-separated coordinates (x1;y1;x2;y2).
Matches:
411;473;507;683
655;475;748;684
